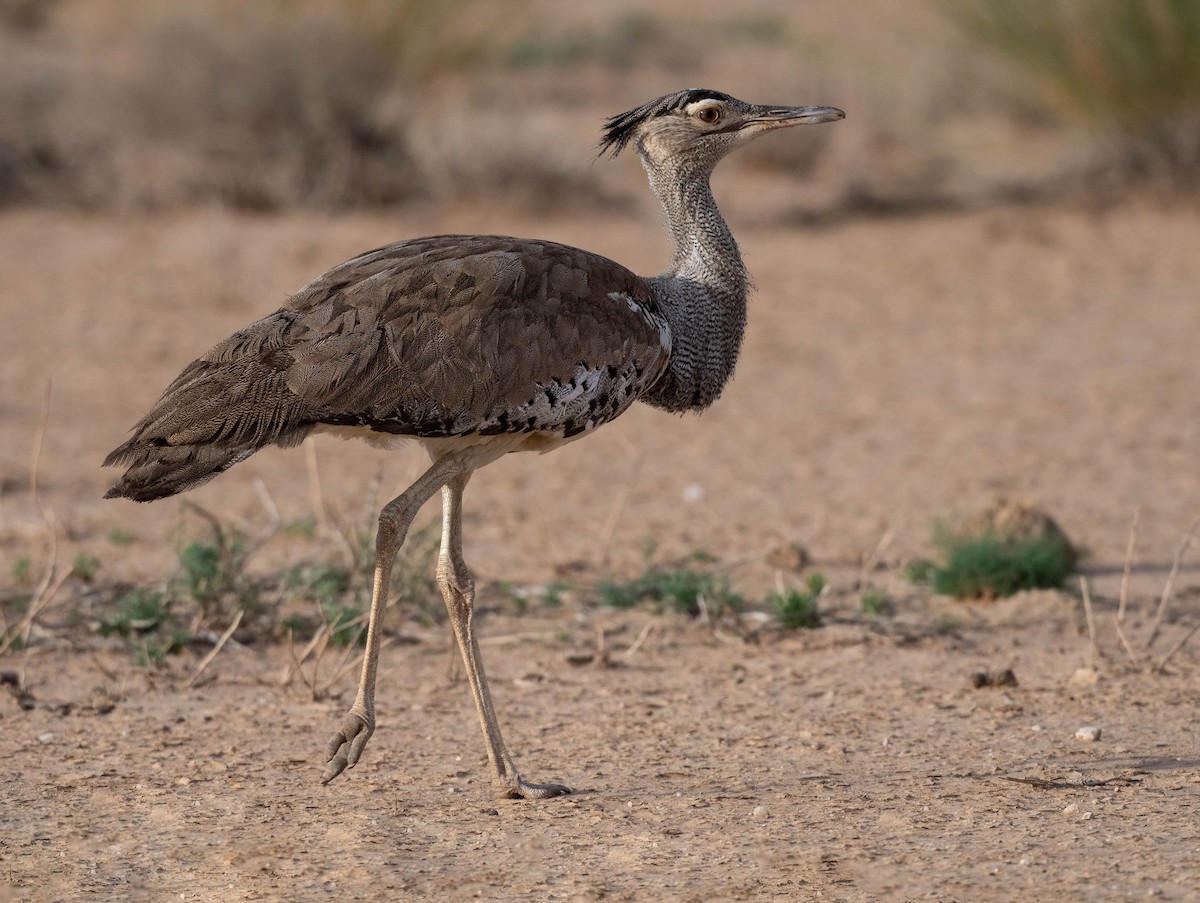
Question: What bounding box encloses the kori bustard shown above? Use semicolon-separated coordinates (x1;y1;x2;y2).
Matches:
104;89;845;798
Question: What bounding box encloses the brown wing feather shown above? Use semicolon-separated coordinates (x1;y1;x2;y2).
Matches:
103;235;669;501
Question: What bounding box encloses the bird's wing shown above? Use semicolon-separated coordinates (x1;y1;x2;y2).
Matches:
214;234;670;442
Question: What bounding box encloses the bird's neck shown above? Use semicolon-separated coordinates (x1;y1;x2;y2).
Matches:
638;155;748;413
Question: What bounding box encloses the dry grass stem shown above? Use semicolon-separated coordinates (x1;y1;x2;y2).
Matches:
592;623;610;668
593;455;642;569
478;630;558;647
1114;617;1139;665
321;616;370;687
2;565;70;656
621;619;656;660
186;609;244;688
1154;623;1200;674
859;515;898;589
88;646;123;683
1117;506;1140;623
28;379;52;516
253;478;282;536
1079;576;1099;659
304;438;332;533
1147;515;1200;648
300;629;332;702
1;512;65;656
279;624;328;686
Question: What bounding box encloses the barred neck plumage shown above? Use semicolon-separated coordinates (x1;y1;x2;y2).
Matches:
638;152;749;414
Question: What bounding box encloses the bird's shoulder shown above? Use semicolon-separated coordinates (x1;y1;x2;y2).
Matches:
286;234;661;324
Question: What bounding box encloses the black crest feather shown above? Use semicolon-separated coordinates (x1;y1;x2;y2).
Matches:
599;88;734;157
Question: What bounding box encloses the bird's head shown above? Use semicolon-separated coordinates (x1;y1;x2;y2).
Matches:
600;89;844;170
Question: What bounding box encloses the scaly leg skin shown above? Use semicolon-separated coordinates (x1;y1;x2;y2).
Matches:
438;473;570;800
321;454;471;785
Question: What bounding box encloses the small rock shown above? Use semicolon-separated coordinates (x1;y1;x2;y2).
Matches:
1075;725;1102;742
1082;811;1094;820
970;668;1018;689
1068;667;1099;688
1063;803;1079;815
766;542;809;572
751;805;769;819
37;733;56;743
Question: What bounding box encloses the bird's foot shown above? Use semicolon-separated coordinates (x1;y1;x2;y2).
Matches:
498;775;572;800
321;706;373;784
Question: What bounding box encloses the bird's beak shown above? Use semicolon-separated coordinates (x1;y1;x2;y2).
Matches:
741;104;846;130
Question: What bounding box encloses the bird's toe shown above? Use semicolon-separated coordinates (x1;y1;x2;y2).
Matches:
320;708;373;784
501;777;572;800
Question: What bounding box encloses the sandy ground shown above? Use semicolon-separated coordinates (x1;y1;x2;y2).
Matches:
2;200;1200;901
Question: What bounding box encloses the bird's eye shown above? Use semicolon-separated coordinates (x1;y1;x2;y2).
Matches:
696;107;721;124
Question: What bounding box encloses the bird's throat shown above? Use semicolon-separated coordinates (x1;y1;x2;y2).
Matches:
638;156;749;414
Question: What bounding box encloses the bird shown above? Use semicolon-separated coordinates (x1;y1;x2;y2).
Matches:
103;88;845;799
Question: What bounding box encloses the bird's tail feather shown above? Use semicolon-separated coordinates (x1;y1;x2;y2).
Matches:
102;337;312;502
102;441;257;502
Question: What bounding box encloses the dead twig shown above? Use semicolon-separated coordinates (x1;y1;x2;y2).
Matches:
593;454;642;570
322;644;369;697
29;379;52;517
592;623;610;668
304;437;332;534
622;619;656;660
316;615;371;699
1147;515;1200;648
1117;507;1139;623
1114;617;1139;665
1;524;67;656
185;609;244;688
252;478;282;538
1153;622;1200;674
858;514;899;590
288;625;332;702
279;623;328;687
1079;576;1099;659
1000;774;1141;790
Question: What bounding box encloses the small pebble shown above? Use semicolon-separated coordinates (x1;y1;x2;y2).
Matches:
970;669;1017;689
1075;725;1102;742
1068;667;1100;687
751;806;769;819
1082;811;1094;820
1063;803;1079;815
37;733;56;743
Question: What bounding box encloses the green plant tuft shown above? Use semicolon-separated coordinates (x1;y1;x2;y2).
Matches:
106;529;137;547
599;567;743;619
176;529;261;616
134;629;190;669
72;552;102;583
100;589;170;638
930;530;1074;599
11;555;31;585
860;589;892;617
904;559;936;583
770;573;825;630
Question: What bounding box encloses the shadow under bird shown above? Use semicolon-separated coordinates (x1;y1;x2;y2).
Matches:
103;89;844;799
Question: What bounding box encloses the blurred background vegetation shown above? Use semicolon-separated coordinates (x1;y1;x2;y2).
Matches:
0;0;1197;215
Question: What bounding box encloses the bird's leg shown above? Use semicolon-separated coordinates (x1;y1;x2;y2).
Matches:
321;454;469;785
438;473;570;800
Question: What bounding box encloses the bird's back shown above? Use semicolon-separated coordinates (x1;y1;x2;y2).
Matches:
103;235;671;501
